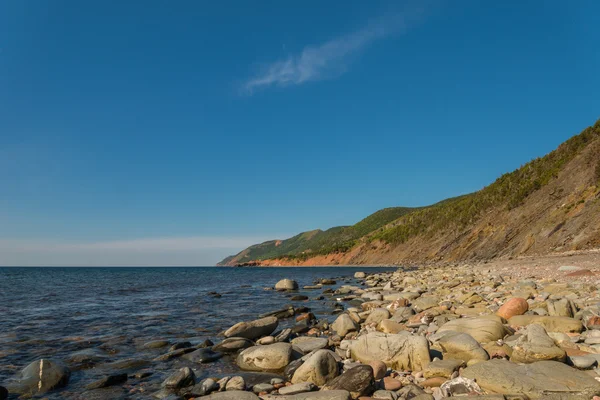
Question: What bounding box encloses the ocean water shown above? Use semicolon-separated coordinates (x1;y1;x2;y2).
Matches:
0;266;395;398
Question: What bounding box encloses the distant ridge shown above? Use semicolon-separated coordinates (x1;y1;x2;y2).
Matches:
219;118;600;266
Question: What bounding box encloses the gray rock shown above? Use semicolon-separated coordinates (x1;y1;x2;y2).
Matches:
213;337;254;353
162;367;195;389
185;378;218;397
182;348;222;363
143;340;170;349
278;382;317;395
253;383;275;393
85;373;127;389
261;391;351;399
276;279;299;291
510;323;566;363
7;359;71;395
331;314;359;337
224;316;279;340
322;364;375;398
291;337;329;354
200;392;260;399
365;308;391;325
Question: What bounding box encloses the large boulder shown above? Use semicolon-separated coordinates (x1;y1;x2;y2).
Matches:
7;359;70;396
331;314;359;337
510;324;566;363
438;317;509;343
350;332;430;371
224;316;278;340
291;349;339;386
462;359;600;398
322;364;375;399
496;298;528;320
275;279;299;291
236;343;293;372
508;315;583;333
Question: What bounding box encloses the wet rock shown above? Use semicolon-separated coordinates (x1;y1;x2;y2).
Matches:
213;337;254;353
0;387;7;400
276;279;299;291
461;359;600;398
162;367;195;389
237;343;293;372
143;340;171;349
7;359;71;395
350;332;430;371
292;349;339;386
224;316;279;340
322;364;375;399
185;378;218;397
182;348;222;363
85;373;127;389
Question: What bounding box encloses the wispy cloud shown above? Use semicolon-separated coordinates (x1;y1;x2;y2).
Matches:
0;236;280;266
242;13;412;93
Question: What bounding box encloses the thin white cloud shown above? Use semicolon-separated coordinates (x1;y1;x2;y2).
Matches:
243;13;409;93
0;236;280;266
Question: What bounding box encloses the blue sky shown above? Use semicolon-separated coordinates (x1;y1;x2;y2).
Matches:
1;1;599;265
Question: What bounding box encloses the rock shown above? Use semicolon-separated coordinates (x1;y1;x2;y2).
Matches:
237;343;293;372
331;314;359;337
438;317;509;343
292;349;339;386
570;355;597;369
354;272;366;279
291;337;329;354
365;308;391;325
496;298;528;320
253;383;275;393
276;279;299;291
368;360;387;380
262;391;351;400
143;340;171;349
85;373;127;389
182;348;222;363
162;367;195;389
382;377;402;390
439;376;482;397
547;298;575;317
423;358;464;378
436;331;489;363
224;316;279;340
412;296;440;312
278;382;316;395
213;337;254;353
225;376;245;391
185;378;219;397
350;332;430;371
0;387;6;400
462;359;600;398
7;359;71;395
508;315;583;333
510;324;566;363
201;392;260;399
322;364;375;399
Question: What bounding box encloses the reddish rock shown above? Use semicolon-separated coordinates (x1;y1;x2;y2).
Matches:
368;360;387;380
565;269;594;277
421;376;446;387
382;376;402;390
496;297;529;320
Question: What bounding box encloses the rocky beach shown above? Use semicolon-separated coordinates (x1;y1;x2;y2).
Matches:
3;257;600;399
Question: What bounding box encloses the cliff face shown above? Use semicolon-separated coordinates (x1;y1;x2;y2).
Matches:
220;119;600;266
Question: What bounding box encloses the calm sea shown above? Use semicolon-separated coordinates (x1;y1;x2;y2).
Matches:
0;266;395;399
